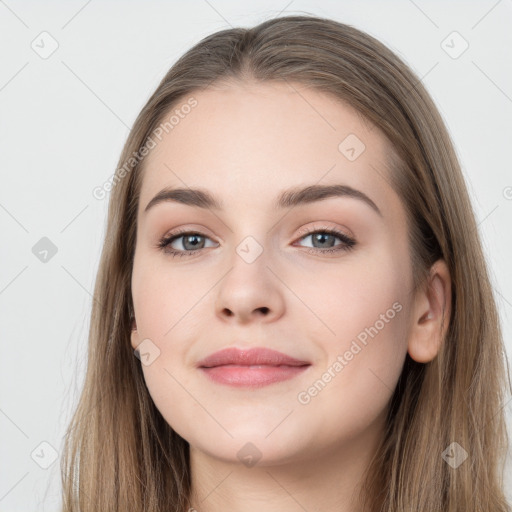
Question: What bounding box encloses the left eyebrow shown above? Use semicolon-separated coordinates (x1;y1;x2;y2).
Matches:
143;183;382;217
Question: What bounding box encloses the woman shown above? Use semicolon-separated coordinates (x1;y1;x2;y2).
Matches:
61;14;511;511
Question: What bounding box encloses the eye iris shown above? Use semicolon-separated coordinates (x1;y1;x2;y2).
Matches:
312;233;336;248
183;234;204;250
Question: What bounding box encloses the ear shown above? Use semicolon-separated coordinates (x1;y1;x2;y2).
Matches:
130;316;140;351
407;259;452;363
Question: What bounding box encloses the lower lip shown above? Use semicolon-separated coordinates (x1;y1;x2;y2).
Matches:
200;364;310;388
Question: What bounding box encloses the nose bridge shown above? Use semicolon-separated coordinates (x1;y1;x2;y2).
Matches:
227;232;271;291
225;206;277;265
214;230;284;323
234;233;267;266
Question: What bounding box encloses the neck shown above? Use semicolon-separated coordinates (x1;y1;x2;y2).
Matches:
187;411;386;512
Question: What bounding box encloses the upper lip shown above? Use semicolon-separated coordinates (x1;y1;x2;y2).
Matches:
197;347;311;368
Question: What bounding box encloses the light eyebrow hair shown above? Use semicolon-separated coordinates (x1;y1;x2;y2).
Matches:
143;183;382;217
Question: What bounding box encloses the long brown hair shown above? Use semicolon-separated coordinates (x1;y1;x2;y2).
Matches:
60;14;511;511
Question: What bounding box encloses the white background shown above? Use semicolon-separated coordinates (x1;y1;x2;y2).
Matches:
0;1;511;510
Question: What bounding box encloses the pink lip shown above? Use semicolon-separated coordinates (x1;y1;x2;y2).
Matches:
197;347;311;388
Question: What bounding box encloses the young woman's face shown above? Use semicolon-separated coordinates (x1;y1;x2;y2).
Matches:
131;80;415;466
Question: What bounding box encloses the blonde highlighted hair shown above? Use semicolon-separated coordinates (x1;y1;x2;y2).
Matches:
61;14;511;511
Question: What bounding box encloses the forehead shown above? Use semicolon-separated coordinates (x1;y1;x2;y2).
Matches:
137;80;397;216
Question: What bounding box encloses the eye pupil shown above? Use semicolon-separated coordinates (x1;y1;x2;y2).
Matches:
183;234;204;250
312;233;335;248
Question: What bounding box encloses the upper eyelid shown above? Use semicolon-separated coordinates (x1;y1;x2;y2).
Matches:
295;223;353;238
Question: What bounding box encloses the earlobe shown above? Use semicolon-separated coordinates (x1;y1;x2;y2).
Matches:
407;259;452;363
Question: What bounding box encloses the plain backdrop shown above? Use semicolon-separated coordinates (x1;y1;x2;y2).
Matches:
0;1;511;510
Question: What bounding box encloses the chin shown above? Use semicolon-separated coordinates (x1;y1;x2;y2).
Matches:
187;427;313;468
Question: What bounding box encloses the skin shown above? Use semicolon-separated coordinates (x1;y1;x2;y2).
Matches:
130;80;451;512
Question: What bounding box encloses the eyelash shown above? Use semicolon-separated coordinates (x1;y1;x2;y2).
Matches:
157;226;356;258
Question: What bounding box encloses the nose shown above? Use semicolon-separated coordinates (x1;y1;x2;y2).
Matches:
214;246;285;325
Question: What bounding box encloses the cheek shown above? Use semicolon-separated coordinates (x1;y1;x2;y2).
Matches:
296;248;409;411
131;260;201;438
131;256;213;429
298;245;409;350
131;254;199;343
